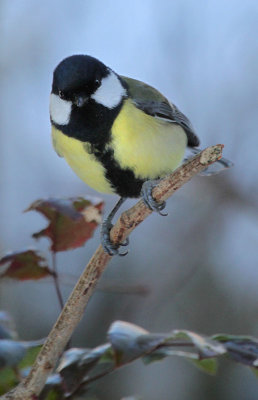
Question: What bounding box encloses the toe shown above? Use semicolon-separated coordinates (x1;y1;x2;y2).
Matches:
101;220;129;256
141;180;167;215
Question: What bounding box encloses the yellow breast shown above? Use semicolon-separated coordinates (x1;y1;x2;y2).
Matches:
52;99;187;196
52;126;115;194
111;99;187;180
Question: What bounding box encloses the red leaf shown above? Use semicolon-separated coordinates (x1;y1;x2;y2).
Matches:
0;250;52;281
26;197;104;252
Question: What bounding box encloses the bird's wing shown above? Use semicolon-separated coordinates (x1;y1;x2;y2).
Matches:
121;76;200;147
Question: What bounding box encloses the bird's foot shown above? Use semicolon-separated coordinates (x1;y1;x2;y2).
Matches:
141;180;168;216
101;219;129;256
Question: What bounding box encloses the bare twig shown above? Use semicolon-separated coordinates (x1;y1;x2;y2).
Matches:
1;144;224;400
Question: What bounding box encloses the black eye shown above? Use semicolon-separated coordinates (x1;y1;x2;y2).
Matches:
95;78;101;88
58;90;66;99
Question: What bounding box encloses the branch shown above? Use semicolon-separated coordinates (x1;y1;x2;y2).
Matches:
1;144;224;399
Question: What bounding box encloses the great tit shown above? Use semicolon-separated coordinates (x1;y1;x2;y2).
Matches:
50;55;231;255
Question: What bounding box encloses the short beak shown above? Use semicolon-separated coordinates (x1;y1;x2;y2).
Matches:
74;95;88;107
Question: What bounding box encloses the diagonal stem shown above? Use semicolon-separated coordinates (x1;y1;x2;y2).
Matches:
51;251;64;310
1;144;224;400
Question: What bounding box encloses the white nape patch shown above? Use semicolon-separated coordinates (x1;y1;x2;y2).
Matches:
49;93;72;125
91;70;126;109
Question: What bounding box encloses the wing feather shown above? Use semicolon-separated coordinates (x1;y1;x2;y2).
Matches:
121;76;200;147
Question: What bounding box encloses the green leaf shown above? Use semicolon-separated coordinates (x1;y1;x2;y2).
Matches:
142;351;167;364
0;340;26;368
251;367;258;378
58;344;113;396
0;367;18;395
108;320;151;364
42;390;62;400
18;345;42;369
0;338;43;370
224;340;258;367
0;250;52;281
212;334;256;342
39;374;63;400
190;358;218;375
26;197;104;252
170;330;226;358
212;334;258;367
43;321;258;398
58;348;88;370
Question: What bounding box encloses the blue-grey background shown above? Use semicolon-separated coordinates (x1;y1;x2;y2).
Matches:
1;1;258;398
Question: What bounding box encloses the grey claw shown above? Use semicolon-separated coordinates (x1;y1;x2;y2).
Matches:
141;180;167;216
118;250;128;257
120;237;129;246
101;220;129;256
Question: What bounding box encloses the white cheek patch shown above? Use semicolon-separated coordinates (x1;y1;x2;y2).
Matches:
49;93;72;125
91;71;126;109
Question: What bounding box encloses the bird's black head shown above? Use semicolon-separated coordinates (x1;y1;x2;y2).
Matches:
52;55;109;107
50;54;127;131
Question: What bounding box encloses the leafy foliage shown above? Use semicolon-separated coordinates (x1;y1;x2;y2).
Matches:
27;197;104;252
0;316;257;397
0;250;52;281
0;195;104;396
0;314;43;395
0;194;256;398
33;321;258;398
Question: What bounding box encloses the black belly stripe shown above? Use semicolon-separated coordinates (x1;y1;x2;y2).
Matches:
90;144;145;198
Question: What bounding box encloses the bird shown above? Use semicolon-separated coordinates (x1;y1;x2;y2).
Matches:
49;55;232;255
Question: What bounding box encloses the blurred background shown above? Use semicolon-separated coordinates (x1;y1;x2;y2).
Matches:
1;0;258;398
